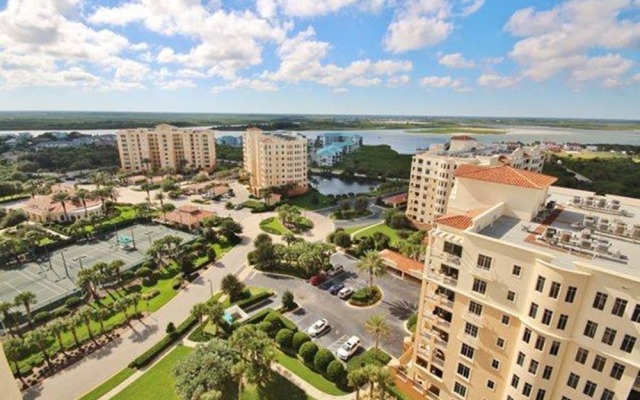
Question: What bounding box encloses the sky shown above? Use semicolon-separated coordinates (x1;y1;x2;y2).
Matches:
0;0;639;119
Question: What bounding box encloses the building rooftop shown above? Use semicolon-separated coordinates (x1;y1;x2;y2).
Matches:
455;164;558;189
479;188;640;278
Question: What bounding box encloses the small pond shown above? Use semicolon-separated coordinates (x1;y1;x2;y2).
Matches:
310;176;379;196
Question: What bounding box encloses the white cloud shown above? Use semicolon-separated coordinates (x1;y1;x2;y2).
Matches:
419;75;462;89
505;0;640;87
386;74;410;87
212;78;278;93
460;0;484;16
439;52;475;68
333;87;348;93
156;79;196;90
477;73;519;89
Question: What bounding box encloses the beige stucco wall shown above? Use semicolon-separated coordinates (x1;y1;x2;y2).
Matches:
0;345;21;400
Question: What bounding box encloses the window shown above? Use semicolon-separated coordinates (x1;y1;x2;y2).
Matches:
486;379;496;391
491;359;500;370
602;328;617;345
601;389;615;400
535;276;546;292
549;282;561;299
523;383;532;397
457;363;471;379
583;380;597;397
523;328;532;343
501;315;510;326
576;348;589;364
550;341;561;356
536;389;546;400
557;314;569;330
593;292;608;310
468;301;483;316
542;309;553;325
584;321;598;338
565;286;577;303
632;304;640;323
612;298;628;317
517;352;525;366
472;278;487;295
460;343;475;360
535;335;546;351
507;290;516;302
620;334;636;353
592;355;606;372
529;359;539;374
542;366;553;380
511;374;520;389
512;265;522;276
610;362;625;380
444;241;463;257
529;303;539;318
567;373;580;389
464;322;479;338
477;254;492;270
496;337;505;349
453;381;467;398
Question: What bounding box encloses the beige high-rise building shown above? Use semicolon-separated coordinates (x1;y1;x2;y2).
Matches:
407;136;545;229
116;124;216;172
403;164;640;400
243;128;308;196
0;345;22;400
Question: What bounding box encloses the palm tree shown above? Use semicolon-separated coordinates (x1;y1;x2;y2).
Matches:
348;368;368;400
206;302;225;336
52;191;70;221
357;251;387;288
91;171;107;189
109;260;126;288
232;360;249;398
77;268;98;299
365;315;391;352
3;337;26;381
93;307;110;334
114;297;131;322
141;158;151;172
64;316;81;347
74;188;91;217
128;293;142;317
373;367;394;400
282;232;297;247
49;319;67;353
14;291;37;327
154;190;165;212
78;307;96;342
27;327;52;368
229;325;275;390
0;301;16;337
141;181;154;204
191;303;208;324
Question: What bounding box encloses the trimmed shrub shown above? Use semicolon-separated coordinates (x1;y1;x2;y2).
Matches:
128;315;197;369
166;322;176;335
333;231;352;248
231;308;273;330
142;289;160;301
65;296;83;309
33;311;51;324
172;277;183;290
281;290;296;310
313;348;335;372
298;341;319;364
257;321;278;338
53;306;70;318
349;286;382;307
327;360;346;383
275;328;294;349
235;291;272;310
292;331;311;351
136;267;152;278
265;311;285;330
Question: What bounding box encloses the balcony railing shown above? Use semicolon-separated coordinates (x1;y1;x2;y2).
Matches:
426;269;458;287
471;267;496;281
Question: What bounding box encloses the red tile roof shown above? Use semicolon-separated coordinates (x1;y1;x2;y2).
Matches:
379;249;423;275
454;164;557;189
383;193;408;205
435;215;473;230
163;207;215;227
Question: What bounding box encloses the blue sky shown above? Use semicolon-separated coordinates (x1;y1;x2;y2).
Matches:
0;0;639;119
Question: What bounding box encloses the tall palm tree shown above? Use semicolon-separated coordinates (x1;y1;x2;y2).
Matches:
0;301;16;337
14;291;37;327
3;337;26;381
114;297;131;322
141;158;151;172
365;315;391;352
348;368;368;400
49;319;68;353
64;316;81;347
93;307;110;334
229;325;275;390
52;191;70;221
74;188;91;217
373;367;394;400
91;171;107;189
77;268;98;299
141;181;154;204
109;260;126;289
78;307;97;342
206;302;225;336
357;251;387;288
191;303;208;324
27;327;53;368
128;293;142;317
154;190;165;209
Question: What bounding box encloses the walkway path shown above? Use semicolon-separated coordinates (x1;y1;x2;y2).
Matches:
23;209;334;400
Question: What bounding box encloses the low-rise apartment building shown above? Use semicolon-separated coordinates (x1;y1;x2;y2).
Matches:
243;128;309;196
406;136;545;229
116;124;216;172
23;184;103;223
405;164;640;400
313;132;363;167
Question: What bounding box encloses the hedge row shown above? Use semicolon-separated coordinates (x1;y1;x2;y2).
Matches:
235;291;273;311
128;315;198;369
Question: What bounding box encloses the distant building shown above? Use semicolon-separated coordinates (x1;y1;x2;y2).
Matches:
162;205;215;230
116;124;216;172
243;128;308;196
313;132;362;167
23;184;103;223
216;135;243;147
564;142;583;152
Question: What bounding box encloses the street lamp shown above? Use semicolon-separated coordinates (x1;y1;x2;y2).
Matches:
145;230;153;244
207;278;213;297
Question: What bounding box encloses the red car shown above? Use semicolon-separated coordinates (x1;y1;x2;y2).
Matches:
309;274;327;286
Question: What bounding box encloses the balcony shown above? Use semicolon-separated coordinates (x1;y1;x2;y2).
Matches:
462;312;485;328
426;269;458;287
471;267;496;281
457;331;480;344
445;254;461;265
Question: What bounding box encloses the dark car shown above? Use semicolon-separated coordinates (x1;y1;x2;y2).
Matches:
328;265;344;278
329;283;345;295
309;274;327;286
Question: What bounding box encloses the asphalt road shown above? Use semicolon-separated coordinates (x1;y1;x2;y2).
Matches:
245;252;420;358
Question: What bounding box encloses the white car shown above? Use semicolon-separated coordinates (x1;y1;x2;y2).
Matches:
337;336;361;360
307;319;330;337
338;287;354;299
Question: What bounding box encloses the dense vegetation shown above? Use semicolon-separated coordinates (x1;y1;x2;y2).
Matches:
544;155;640;199
216;144;243;161
336;145;412;179
17;145;119;172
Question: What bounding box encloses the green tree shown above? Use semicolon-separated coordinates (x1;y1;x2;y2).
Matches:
282;232;298;247
109;259;126;288
77;307;96;342
77;268;98;299
93;307;110;334
52;191;70;221
281;290;296;310
0;301;16;337
27;327;52;368
333;231;352;248
206;302;226;337
357;251;387;288
3;337;26;380
191;302;209;324
313;348;335;372
298;341;318;364
348;368;369;400
229;325;276;391
64;316;81;347
141;181;154;204
220;274;246;302
49;319;67;353
74;188;91;217
365;315;391;351
219;219;243;242
14;291;37;327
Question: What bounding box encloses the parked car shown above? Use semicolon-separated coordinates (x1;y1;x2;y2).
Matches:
328;265;344;277
338;287;354;299
307;319;330;337
337;336;361;360
309;274;327;286
329;283;345;295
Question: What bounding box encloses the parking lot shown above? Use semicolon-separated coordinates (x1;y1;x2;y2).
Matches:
245;252;421;358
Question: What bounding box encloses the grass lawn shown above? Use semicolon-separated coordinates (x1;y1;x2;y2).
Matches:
344;223;376;235
242;199;264;209
287;189;332;210
83;205;139;233
78;367;136;400
259;217;291;236
275;350;350;396
354;223;402;246
346;348;391;372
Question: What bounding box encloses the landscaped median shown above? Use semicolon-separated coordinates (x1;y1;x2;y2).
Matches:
349;286;383;307
259;216;291;235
